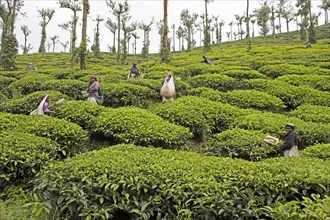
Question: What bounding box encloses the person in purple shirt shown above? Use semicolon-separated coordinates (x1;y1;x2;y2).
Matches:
41;94;54;115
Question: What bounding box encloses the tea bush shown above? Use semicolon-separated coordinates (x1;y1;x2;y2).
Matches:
0;131;60;190
245;79;330;108
222;69;267;80
0;90;69;115
261;194;330;220
102;82;159;108
258;64;330;78
301;144;330;160
54;100;107;129
6;74;56;96
220;90;286;111
0;75;16;95
0;112;88;154
204;128;278;161
31;145;330;219
276;74;330;91
289;104;330;123
39;79;86;99
189;87;224;102
153;96;243;138
93;107;193;148
188;74;240;92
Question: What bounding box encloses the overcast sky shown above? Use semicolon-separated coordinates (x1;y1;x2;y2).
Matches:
12;0;325;54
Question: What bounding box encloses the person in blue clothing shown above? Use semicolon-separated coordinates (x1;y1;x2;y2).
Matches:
128;61;140;79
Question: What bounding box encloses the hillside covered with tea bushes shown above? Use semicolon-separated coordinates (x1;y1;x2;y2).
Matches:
0;36;330;219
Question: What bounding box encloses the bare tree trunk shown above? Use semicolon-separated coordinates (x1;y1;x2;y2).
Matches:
71;11;78;67
246;0;251;52
286;20;290;41
117;15;121;64
163;0;168;50
80;0;88;70
10;0;17;34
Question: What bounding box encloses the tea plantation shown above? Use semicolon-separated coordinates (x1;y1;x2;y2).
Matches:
0;35;329;219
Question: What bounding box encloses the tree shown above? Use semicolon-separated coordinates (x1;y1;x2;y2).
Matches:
106;0;129;65
229;21;234;41
139;19;153;59
38;8;55;53
161;0;170;63
61;41;69;52
251;19;256;38
171;24;175;51
255;2;271;40
218;20;225;43
276;0;286;33
0;0;23;68
121;16;136;63
105;18;117;53
180;9;198;52
319;0;329;24
20;24;32;54
270;5;276;42
0;33;17;70
176;25;184;51
91;15;103;58
59;0;81;66
281;2;294;40
78;0;89;70
131;32;139;54
296;0;311;42
213;15;219;43
50;35;59;52
203;0;213;51
246;0;251;52
226;31;230;41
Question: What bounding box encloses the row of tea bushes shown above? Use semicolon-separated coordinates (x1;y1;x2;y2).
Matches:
0;131;61;190
154;96;330;147
261;194;330;220
0;90;70;115
276;74;330;92
244;79;330;109
301;144;330;160
288;104;330;123
191;87;286;112
54;101;193;149
0;112;88;154
102;82;159;108
231;111;330;147
31;144;330;220
153;96;240;139
92;107;193;148
203;128;279;161
258;63;330;78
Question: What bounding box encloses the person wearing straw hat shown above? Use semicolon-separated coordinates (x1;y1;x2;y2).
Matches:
128;61;140;79
278;123;300;157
